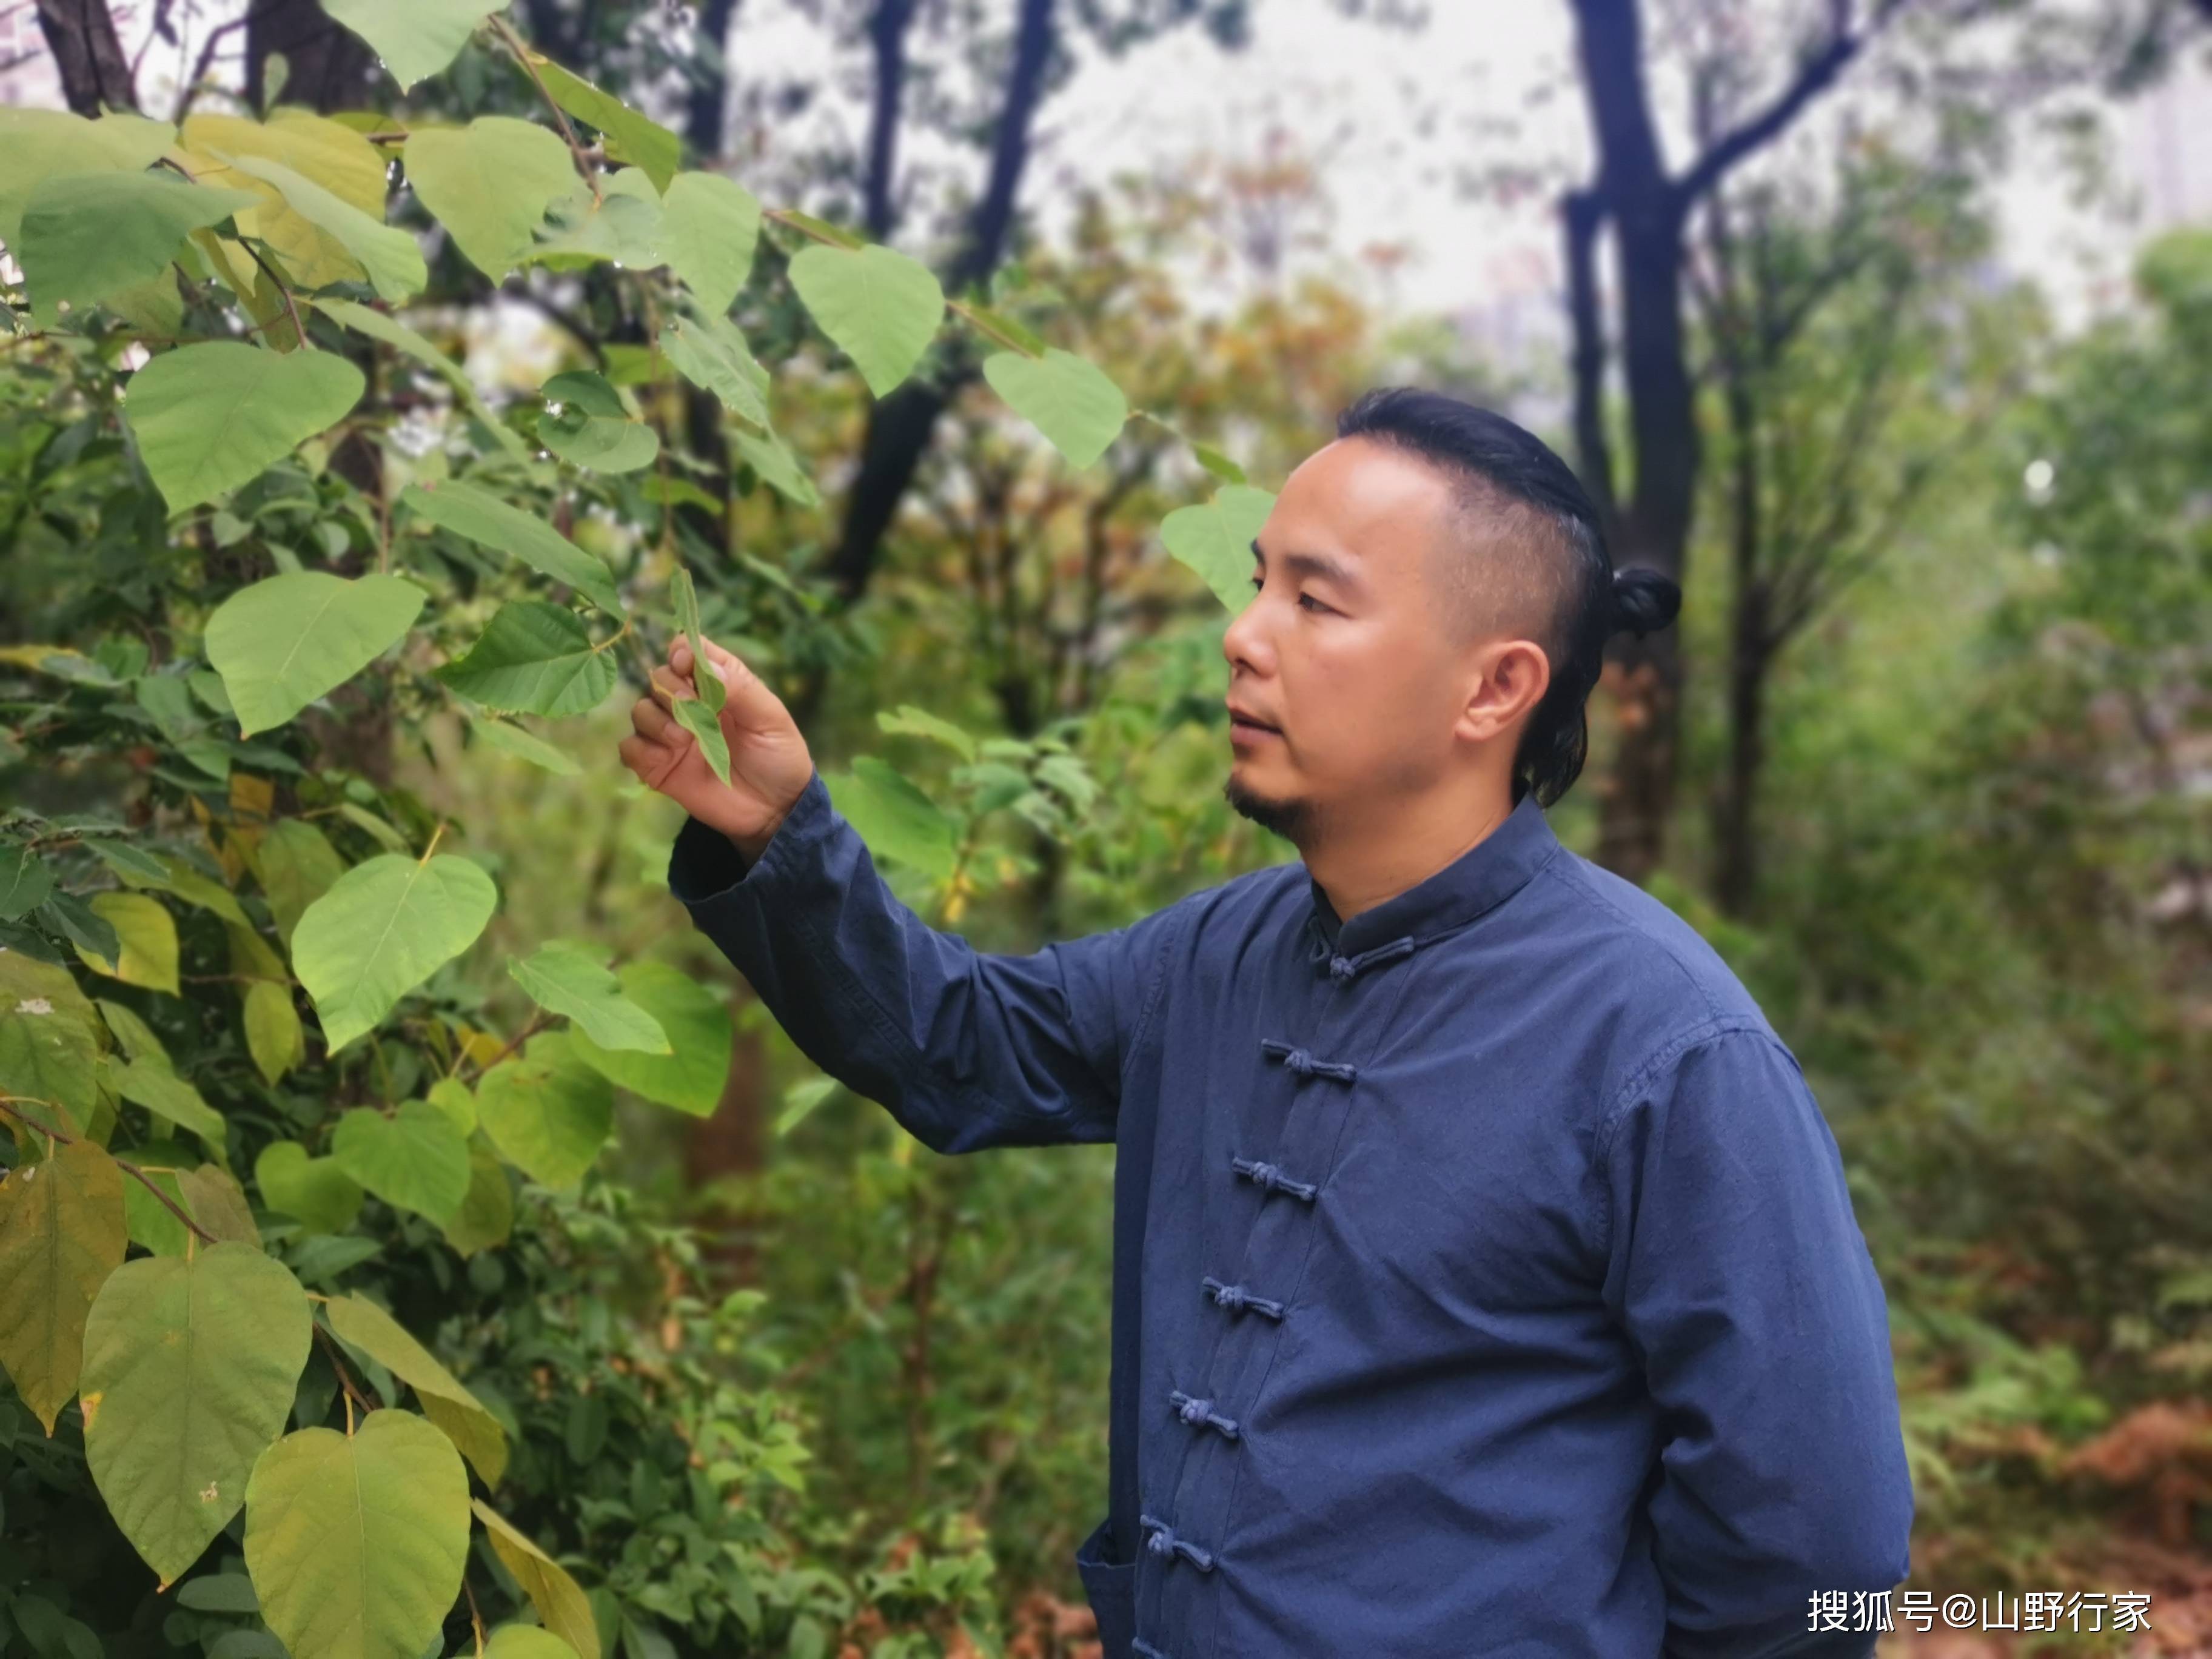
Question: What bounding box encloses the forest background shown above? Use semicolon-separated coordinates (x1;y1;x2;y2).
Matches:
1;0;2210;1655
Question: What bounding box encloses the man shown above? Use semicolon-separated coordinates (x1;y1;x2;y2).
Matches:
618;389;1913;1658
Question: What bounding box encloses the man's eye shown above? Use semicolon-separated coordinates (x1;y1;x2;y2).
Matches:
1298;593;1327;613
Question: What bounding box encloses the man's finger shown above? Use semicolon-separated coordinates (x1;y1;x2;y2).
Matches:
649;663;692;709
631;694;675;741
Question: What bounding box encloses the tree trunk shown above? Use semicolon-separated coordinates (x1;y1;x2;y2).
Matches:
33;0;136;115
1714;585;1769;919
247;0;374;113
684;0;742;156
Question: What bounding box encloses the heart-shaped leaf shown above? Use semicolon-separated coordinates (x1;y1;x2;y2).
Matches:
81;1244;312;1586
292;851;497;1054
1160;484;1278;612
122;342;366;512
331;1102;471;1224
252;1142;364;1234
566;961;729;1118
244;1410;469;1659
508;940;669;1054
403;118;577;280
205;572;426;737
322;0;511;90
982;348;1128;469
435;601;616;717
787;244;943;397
475;1031;612;1189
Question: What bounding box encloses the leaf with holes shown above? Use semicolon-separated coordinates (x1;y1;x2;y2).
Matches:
81;1244;311;1586
204;572;425;737
123;343;366;514
982;349;1128;470
787;244;943;397
292;852;497;1054
435;602;616;717
0;1140;127;1433
244;1410;469;1659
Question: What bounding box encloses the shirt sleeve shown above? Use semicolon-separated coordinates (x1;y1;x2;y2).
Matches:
1594;1022;1914;1659
665;766;1185;1155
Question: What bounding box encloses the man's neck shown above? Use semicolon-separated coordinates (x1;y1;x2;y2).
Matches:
1302;784;1518;930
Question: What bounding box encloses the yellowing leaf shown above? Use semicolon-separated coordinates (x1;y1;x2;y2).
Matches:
474;1500;600;1659
324;1295;506;1484
71;892;179;994
0;1140;127;1433
245;1411;470;1659
81;1243;312;1585
244;980;304;1086
178;110;389;290
0;951;110;1135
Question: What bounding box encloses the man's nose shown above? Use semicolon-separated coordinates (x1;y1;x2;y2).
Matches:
1222;594;1269;674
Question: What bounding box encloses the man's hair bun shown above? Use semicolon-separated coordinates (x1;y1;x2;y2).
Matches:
1609;566;1683;640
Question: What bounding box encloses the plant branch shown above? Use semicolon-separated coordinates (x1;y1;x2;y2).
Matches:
488;15;598;199
239;239;307;351
0;1095;218;1245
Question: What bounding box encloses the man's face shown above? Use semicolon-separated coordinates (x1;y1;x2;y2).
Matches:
1221;435;1492;847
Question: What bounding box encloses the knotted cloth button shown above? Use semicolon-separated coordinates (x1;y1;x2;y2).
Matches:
1139;1512;1217;1572
1232;1155;1319;1202
1168;1388;1242;1439
1201;1273;1286;1320
1258;1037;1358;1084
1329;954;1356;982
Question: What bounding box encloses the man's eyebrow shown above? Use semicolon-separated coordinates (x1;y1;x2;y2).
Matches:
1250;539;1364;592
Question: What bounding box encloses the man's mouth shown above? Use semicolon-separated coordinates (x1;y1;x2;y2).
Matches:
1228;708;1281;742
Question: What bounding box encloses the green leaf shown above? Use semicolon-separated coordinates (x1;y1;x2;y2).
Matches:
204;572;426;737
823;757;957;879
403;118;578;280
96;996;169;1065
508;940;669;1054
531;61;680;192
0;108;175;246
528;172;662;267
218;153;426;303
1191;442;1245;485
252;1141;364;1235
1;952;110;1136
314;297;526;460
113;1055;227;1149
424;1076;476;1134
435;602;616;717
769;209;863;251
293;852;498;1054
81;1243;312;1586
538;370;659;474
468;714;582;776
244;980;304;1087
122;342;366;514
249;819;347;948
324;1295;506;1484
566;961;728;1118
70;891;179;994
659;172;760;313
440;1146;512;1258
244;1410;469;1659
332;1102;471;1224
671;568;723;713
659;314;768;428
321;0;509;90
401;481;625;618
176;1573;261;1614
119;1142;195;1258
0;1139;127;1434
474;1031;612;1189
0;845;56;920
731;429;819;509
876;704;977;761
670;699;730;786
18;171;258;321
786;244;944;397
474;1500;600;1659
38;893;120;970
486;1627;574;1659
981;349;1127;469
1159;484;1277;612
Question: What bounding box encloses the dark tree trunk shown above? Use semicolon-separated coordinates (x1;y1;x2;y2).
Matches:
863;0;917;240
684;0;742;155
1563;0;1875;883
33;0;136;115
247;0;374;112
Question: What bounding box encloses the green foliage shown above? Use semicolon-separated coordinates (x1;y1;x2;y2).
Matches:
124;345;367;514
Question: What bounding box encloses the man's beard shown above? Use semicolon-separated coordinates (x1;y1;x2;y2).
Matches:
1222;771;1316;847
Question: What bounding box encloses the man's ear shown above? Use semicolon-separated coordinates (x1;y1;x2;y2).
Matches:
1456;637;1550;746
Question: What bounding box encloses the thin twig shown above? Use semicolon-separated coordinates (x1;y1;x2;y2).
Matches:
238;240;307;350
0;1096;218;1245
466;1010;552;1082
313;1321;379;1423
488;15;599;199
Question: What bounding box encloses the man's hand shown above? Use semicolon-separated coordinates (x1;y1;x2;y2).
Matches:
617;635;814;863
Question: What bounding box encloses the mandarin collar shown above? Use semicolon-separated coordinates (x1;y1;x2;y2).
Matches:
1305;791;1561;964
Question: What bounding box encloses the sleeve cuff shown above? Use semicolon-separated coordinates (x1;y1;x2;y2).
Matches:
666;767;834;905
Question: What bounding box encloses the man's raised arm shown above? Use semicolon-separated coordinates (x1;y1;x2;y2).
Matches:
619;634;1184;1155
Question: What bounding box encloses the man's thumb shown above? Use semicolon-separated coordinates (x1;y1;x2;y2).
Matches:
699;638;785;728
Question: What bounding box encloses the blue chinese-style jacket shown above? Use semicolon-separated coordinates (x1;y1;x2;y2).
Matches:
667;768;1914;1659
